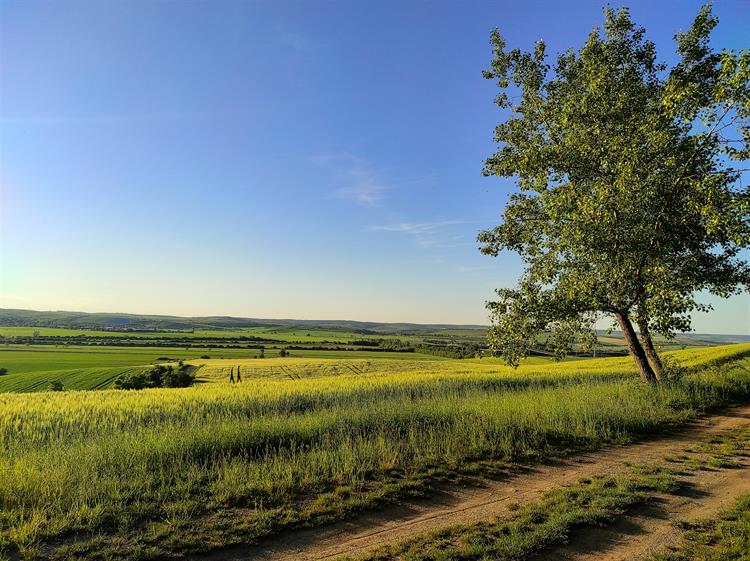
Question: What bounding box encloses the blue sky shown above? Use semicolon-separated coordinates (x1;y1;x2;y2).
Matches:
1;0;748;333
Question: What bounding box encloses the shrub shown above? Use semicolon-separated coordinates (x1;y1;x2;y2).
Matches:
0;367;7;376
163;365;195;388
114;371;150;390
115;364;195;390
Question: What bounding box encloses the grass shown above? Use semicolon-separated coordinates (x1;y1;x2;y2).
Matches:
650;427;750;561
0;344;749;559
0;340;630;394
0;325;414;344
349;424;750;561
0;346;172;374
0;346;175;392
0;345;443;392
0;325;369;341
0;366;151;393
654;494;750;561
349;466;680;561
349;425;750;561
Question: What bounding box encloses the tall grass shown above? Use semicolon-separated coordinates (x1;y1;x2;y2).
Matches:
0;344;749;558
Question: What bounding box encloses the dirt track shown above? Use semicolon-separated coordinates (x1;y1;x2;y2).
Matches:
538;446;750;560
198;404;750;561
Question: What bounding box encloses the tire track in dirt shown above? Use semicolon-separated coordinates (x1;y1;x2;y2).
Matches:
196;404;750;561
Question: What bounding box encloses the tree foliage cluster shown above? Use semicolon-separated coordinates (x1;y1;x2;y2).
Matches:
114;363;195;390
481;5;750;382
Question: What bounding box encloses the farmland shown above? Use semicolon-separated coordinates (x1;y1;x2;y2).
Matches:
0;309;490;346
1;343;749;560
2;308;743;396
0;345;442;393
0;341;714;394
2;310;739;366
4;1;750;560
0;325;393;343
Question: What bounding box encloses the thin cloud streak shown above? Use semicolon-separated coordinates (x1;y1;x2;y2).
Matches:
334;170;389;206
370;220;468;234
313;154;438;208
313;153;390;207
370;220;478;249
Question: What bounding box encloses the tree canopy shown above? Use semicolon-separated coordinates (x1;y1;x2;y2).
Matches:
480;5;750;382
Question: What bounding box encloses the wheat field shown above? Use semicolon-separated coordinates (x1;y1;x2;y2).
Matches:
1;344;749;559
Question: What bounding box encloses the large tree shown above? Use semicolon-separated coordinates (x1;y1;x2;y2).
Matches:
479;5;750;382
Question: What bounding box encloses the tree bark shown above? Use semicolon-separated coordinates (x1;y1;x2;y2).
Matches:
636;319;665;382
615;312;657;383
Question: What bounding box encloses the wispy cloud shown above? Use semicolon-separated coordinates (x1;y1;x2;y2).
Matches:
370;220;477;249
313;154;390;207
371;220;467;235
334;172;388;206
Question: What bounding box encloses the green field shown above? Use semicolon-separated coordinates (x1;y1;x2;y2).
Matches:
0;341;742;394
1;344;749;560
0;324;480;344
0;345;443;392
0;366;151;393
0;325;387;343
0;342;603;394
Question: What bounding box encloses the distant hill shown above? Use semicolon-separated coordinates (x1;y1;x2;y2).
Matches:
595;329;750;345
0;308;488;335
1;309;746;345
679;333;750;344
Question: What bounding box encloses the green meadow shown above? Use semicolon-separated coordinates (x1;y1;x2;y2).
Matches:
0;344;749;559
0;325;412;343
0;345;441;393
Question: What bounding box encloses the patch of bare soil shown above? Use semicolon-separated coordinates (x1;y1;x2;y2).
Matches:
536;456;750;560
194;404;750;561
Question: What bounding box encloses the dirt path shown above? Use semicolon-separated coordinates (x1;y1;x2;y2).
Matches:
199;405;750;561
537;454;750;561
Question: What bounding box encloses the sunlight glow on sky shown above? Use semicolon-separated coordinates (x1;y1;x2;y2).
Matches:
0;0;748;333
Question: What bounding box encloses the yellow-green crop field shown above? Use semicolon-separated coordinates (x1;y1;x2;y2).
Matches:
0;344;749;560
0;345;438;393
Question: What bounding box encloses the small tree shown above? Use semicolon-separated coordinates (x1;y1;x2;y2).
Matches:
480;6;750;381
164;364;195;388
115;371;150;390
147;365;165;387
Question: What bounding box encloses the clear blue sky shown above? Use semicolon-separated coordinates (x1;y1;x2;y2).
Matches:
1;0;748;333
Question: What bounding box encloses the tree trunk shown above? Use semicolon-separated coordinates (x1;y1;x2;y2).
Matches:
636;319;665;382
615;312;657;383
